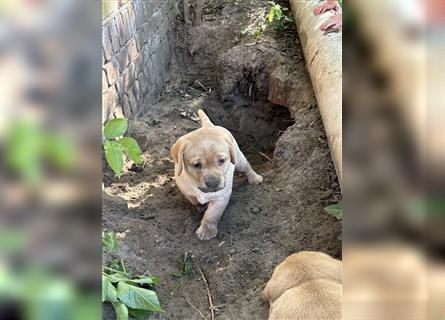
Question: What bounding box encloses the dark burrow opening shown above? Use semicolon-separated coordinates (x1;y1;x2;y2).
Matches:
203;100;294;167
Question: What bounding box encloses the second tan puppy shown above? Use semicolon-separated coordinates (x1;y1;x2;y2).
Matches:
263;251;342;320
269;279;341;320
171;109;263;240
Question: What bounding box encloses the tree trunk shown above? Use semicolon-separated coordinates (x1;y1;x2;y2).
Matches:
289;0;342;185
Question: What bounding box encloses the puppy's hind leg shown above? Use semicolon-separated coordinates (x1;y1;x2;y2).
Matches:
234;141;263;185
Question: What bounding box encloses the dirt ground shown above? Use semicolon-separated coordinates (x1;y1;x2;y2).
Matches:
103;0;341;319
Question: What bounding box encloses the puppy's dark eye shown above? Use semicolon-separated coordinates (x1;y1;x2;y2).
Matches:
218;158;225;165
193;163;202;169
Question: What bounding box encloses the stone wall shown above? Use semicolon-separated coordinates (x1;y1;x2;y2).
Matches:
102;0;177;123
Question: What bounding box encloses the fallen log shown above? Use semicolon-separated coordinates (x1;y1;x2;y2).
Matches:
289;0;342;185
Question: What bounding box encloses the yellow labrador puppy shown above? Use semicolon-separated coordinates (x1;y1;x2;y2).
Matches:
269;279;341;320
171;110;263;240
263;251;342;320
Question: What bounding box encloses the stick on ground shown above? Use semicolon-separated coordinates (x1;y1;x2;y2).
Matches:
259;152;273;162
184;296;209;320
195;80;208;92
197;266;217;320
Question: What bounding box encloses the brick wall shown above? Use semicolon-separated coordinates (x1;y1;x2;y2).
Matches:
102;0;177;123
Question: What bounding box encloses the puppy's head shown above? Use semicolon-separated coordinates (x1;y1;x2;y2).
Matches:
262;251;342;303
171;128;236;192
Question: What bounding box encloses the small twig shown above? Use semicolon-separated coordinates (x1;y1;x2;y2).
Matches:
198;266;216;320
259;152;273;162
248;83;253;97
244;40;263;47
170;281;185;296
310;115;320;126
183;0;191;25
203;0;215;9
185;296;209;320
195;80;208;92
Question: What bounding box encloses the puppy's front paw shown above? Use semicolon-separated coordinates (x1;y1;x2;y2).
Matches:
195;223;218;240
248;172;263;185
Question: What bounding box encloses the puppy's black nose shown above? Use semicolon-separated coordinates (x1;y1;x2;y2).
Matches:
204;175;220;189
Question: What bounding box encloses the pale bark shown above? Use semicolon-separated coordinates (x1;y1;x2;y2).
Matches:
289;0;342;185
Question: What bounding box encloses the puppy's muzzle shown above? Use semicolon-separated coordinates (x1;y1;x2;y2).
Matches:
199;175;223;192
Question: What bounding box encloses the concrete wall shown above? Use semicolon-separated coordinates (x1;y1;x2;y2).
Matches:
102;0;177;123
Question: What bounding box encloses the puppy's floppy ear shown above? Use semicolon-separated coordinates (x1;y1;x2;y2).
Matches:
171;138;187;175
226;135;237;165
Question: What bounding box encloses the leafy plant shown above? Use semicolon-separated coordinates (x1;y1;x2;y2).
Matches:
171;251;193;279
102;230;118;253
102;231;163;320
170;252;193;295
324;202;342;220
266;1;294;32
241;24;266;37
103;118;142;177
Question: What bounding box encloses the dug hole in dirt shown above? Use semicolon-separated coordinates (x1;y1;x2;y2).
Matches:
103;0;341;319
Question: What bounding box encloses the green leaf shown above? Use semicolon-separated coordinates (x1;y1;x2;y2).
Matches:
182;260;192;275
128;308;152;319
109;259;128;274
112;301;129;320
324;203;342;220
119;137;142;165
274;7;283;19
127;276;160;286
102;276;118;302
102;230;118;252
117;282;163;312
171;272;182;278
104;118;128;139
102;276;107;302
105;273;129;283
267;9;275;23
104;140;123;177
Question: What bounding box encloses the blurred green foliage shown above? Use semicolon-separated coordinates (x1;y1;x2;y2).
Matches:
5;121;75;185
0;229;99;320
3;269;100;320
406;197;445;219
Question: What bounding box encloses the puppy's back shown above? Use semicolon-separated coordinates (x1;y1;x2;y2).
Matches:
263;251;341;303
269;279;341;320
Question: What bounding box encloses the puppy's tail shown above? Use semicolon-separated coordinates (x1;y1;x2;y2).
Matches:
198;109;214;127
